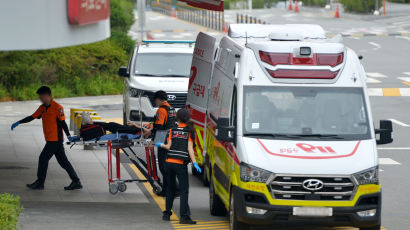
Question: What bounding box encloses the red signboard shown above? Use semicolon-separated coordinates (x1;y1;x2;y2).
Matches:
178;0;224;11
68;0;110;25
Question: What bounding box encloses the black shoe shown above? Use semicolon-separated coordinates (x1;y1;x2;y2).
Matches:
64;181;83;190
179;216;196;225
26;180;44;190
162;211;172;221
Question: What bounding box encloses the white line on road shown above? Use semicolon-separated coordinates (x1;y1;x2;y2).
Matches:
404;72;410;76
367;78;381;83
389;118;410;127
379;158;401;165
368;42;381;50
366;72;387;78
398;77;410;82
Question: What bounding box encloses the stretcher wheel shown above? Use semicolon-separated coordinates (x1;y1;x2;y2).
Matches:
109;182;119;195
118;182;127;192
153;184;162;195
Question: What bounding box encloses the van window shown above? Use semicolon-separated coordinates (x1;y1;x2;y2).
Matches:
243;87;370;140
134;53;193;77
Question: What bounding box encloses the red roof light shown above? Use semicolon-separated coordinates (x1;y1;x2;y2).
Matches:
266;69;339;79
317;53;344;67
259;51;290;66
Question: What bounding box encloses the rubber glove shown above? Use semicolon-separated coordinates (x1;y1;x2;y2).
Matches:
11;122;19;131
155;142;163;148
193;162;202;173
67;136;74;142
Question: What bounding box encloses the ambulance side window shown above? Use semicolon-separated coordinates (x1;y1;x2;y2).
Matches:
230;86;237;145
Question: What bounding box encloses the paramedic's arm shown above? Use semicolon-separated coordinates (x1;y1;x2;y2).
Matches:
57;106;71;138
187;141;197;163
11;106;42;130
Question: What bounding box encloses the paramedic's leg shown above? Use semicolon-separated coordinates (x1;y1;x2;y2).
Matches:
176;164;196;224
37;142;55;184
158;147;168;194
164;163;176;220
54;142;82;190
176;164;190;217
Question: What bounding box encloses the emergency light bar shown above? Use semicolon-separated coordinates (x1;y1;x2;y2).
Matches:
259;51;344;67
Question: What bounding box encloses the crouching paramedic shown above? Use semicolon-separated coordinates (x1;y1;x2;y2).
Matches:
10;86;82;190
155;108;202;224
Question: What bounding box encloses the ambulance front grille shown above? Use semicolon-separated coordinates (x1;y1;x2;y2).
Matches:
268;174;356;201
145;91;187;108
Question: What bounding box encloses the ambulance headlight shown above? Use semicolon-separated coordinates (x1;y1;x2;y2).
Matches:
240;163;272;183
353;166;379;185
129;88;144;97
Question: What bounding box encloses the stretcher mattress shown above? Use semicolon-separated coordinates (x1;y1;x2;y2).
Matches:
70;133;142;143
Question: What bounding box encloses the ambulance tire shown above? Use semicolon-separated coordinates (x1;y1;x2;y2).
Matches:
360;225;380;230
209;176;227;216
230;192;249;230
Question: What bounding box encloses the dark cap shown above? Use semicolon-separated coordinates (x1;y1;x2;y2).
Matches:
153;90;168;101
36;86;52;95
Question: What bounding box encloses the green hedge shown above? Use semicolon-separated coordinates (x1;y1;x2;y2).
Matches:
340;0;377;13
0;0;135;101
0;193;23;230
303;0;328;7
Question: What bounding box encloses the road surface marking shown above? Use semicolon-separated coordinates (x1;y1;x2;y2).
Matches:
382;88;401;96
404;72;410;76
389;118;410;127
129;164;180;221
398;77;410;82
367;88;383;96
367;78;381;83
368;42;381;50
367;72;387;78
379;158;401;165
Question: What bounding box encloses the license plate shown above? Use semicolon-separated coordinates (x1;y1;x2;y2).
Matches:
293;207;333;217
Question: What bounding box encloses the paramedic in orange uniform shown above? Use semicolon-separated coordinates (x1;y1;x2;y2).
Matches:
155;108;201;224
148;90;176;196
10;86;82;190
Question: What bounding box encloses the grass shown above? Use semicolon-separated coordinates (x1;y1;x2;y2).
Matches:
0;193;23;230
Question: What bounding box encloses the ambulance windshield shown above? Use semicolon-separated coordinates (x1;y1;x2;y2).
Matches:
243;87;371;140
134;53;193;77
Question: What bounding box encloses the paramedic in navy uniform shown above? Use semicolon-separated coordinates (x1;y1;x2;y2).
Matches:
10;86;82;190
155;108;202;224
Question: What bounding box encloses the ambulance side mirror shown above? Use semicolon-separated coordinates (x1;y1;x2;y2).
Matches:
216;118;235;142
118;66;129;77
375;120;393;145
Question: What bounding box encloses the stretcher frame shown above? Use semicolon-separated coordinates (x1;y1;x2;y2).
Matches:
68;137;162;195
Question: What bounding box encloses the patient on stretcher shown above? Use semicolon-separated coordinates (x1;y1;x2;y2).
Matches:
79;112;152;141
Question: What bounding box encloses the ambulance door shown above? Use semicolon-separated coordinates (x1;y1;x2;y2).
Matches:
208;37;242;203
186;32;217;167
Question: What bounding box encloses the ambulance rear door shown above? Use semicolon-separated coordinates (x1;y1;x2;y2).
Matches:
186;32;217;165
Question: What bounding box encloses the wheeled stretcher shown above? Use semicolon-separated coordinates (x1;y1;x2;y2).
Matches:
67;133;163;195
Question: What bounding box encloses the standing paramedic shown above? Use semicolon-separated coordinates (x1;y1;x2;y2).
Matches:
10;86;82;190
148;90;176;196
155;108;202;224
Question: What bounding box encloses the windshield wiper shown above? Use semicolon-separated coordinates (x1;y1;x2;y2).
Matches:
292;134;345;139
244;133;302;139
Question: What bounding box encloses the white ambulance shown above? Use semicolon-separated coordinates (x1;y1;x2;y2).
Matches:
186;24;393;230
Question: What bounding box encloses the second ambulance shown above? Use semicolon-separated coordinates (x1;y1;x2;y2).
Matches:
186;24;393;230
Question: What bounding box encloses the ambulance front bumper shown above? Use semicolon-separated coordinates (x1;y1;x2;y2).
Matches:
233;186;381;228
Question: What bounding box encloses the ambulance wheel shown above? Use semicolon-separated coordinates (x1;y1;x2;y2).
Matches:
109;183;119;195
360;225;380;230
118;182;127;192
209;176;226;216
230;192;249;230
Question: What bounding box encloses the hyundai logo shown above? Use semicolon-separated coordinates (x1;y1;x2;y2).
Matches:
302;179;324;191
168;95;177;101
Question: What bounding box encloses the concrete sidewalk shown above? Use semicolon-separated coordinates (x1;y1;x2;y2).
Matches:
0;96;171;229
